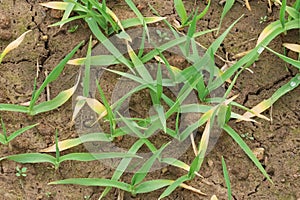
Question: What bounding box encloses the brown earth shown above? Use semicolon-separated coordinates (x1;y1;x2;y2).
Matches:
0;0;299;200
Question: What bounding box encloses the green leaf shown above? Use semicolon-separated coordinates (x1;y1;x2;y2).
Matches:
60;0;77;28
280;0;287;30
159;175;189;199
7;123;39;143
0;104;28;113
210;19;300;92
217;104;229;128
49;178;132;192
85;17;132;69
30;41;84;110
223;124;273;183
154;105;167;133
222;156;232;200
134;179;172;194
83;36;93;97
0;153;56;165
218;0;235;34
131;143;169;186
40;132;112;152
265;46;300;69
100;139;145;198
30;75;80;115
59;152;139;163
174;0;188;24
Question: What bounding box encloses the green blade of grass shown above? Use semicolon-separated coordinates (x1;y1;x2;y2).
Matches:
265;46;300;69
49;178;132;192
161;157;203;177
210;19;300;92
127;43;153;82
134;179;173;194
174;0;188;24
59;152;140;163
85;17;133;69
100;139;145;199
96;80;116;135
29;41;84;110
222;156;232;200
60;0;77;28
242;73;300;119
118;113;145;138
68;55;119;66
40;132;112;152
0;30;32;64
158;175;189;200
217;0;235;34
7;123;39;143
280;0;287;30
125;0;149;40
195;0;211;21
0;104;28;113
223;124;273;183
120;16;166;29
0;153;56;165
153;105;167;133
131;142;169;186
83;36;93;97
49;15;87;27
30;74;80;115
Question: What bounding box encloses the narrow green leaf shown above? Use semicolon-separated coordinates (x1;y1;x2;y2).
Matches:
0;153;56;165
174;0;188;24
7;123;39;143
222;156;232;200
30;41;84;109
223;124;273;183
60;0;77;28
159;175;189;199
40;132;112;152
85;17;132;69
30;75;80;115
265;46;300;69
83;36;93;97
280;0;287;30
135;179;172;194
0;104;28;113
218;0;235;34
49;178;132;192
131;143;169;186
154;105;167;133
100;139;145;198
59;152;139;163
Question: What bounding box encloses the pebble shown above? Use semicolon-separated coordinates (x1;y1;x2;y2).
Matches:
50;9;63;19
0;13;11;29
252;147;265;161
0;29;12;40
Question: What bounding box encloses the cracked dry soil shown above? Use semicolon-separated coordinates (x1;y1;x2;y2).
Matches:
0;0;299;199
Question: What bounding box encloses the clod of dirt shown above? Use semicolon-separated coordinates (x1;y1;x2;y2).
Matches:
50;9;64;19
0;13;11;29
252;147;265;161
0;29;12;40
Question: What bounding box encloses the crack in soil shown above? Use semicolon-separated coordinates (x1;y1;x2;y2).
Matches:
242;72;294;106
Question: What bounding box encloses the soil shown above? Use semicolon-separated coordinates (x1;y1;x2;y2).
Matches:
0;0;299;200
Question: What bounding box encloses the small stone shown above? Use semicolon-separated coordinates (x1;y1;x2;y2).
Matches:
41;35;48;41
0;13;11;29
0;29;12;40
50;9;63;19
207;159;214;167
161;167;168;174
252;147;265;161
